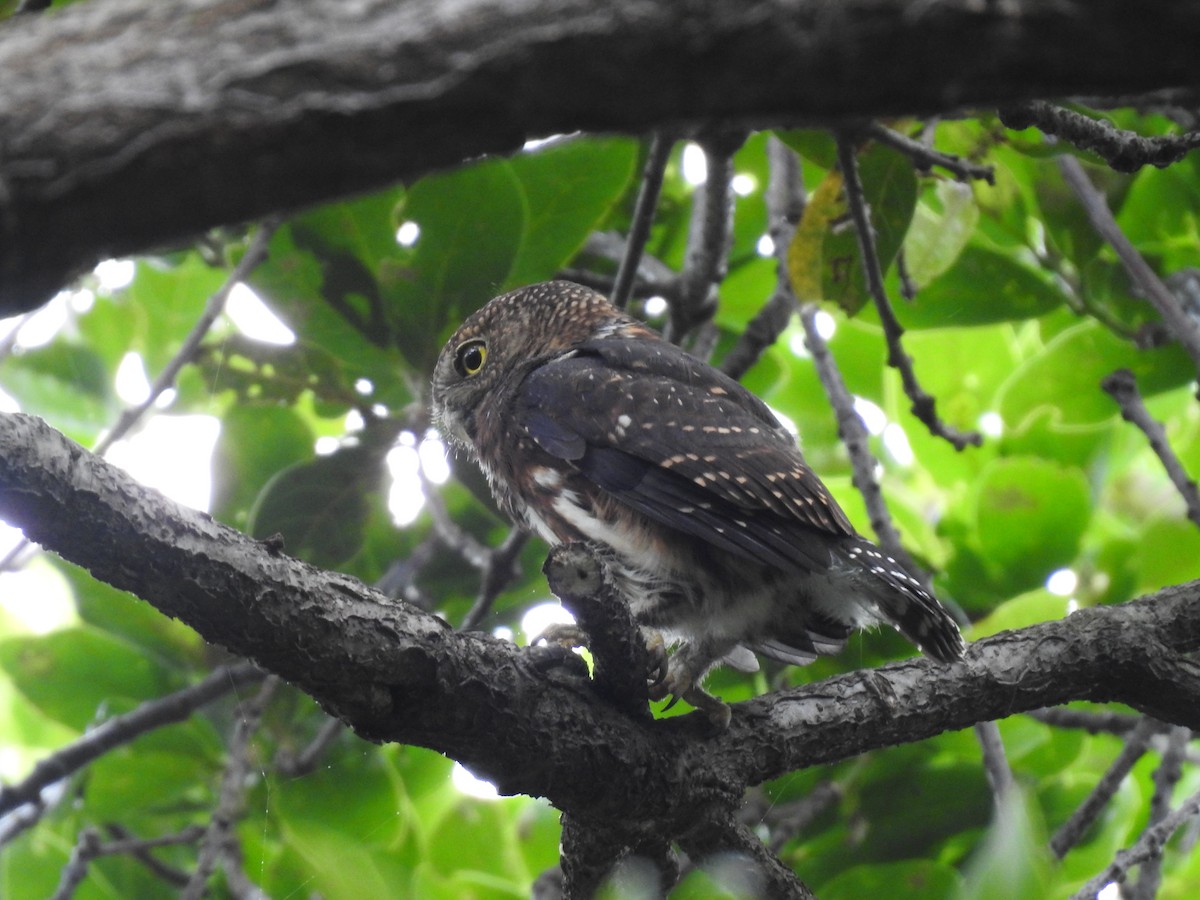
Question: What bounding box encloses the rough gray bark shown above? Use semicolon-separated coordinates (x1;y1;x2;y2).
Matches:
3;0;1200;311
3;408;1200;846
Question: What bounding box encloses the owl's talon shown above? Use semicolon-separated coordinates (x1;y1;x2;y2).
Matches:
534;623;589;650
643;630;670;694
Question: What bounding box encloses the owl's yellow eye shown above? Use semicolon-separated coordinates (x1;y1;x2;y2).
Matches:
454;339;488;377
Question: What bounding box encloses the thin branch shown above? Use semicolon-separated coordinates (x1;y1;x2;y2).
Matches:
423;478;489;568
274;716;346;778
975;721;1015;798
835;130;983;451
798;302;917;576
573;231;681;301
669;131;743;341
93;220;281;455
1051;717;1165;859
754;782;843;854
676;814;814;899
1059;154;1200;375
183;676;281;900
1127;725;1192;900
867;122;995;183
461;526;530;631
1001;101;1200;173
0;221;281;568
1102;368;1200;529
0;663;266;816
102;824;193;888
1029;707;1143;736
51;826;205;900
612;133;674;311
1072;783;1200;900
721;135;803;381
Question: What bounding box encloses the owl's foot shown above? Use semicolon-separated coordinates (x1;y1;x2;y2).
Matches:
646;644;731;731
533;622;589;650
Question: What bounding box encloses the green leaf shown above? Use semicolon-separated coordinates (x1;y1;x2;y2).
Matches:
821;860;960;900
788;142;918;316
973;457;1091;593
958;788;1053;900
505;136;637;288
0;344;114;442
0;628;181;731
775;128;839;170
1131;516;1200;594
897;246;1064;328
904;180;979;285
998;320;1194;428
247;423;399;567
119;256;229;371
970;589;1070;640
212;404;315;525
60;561;205;665
390;161;528;370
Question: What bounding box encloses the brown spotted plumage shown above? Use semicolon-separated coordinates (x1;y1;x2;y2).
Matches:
432;281;964;723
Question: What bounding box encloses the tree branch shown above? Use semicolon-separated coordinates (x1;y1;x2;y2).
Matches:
0;662;266;817
5;0;1200;311
3;411;1200;852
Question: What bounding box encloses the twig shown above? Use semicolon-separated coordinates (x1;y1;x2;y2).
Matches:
1051;717;1165;858
867;122;995;183
1128;725;1192;900
750;782;842;854
423;478;489;568
1072;782;1200;900
676;813;813;899
0;663;266;816
51;826;205;899
721;135;804;381
0;796;46;847
1029;706;1142;736
461;526;529;630
669;131;743;341
611;133;674;311
1102;369;1200;529
571;231;680;300
0;220;282;569
1001;101;1200;173
834;131;982;451
94;219;281;456
798;304;917;577
975;721;1015;798
1059;155;1200;375
183;676;281;900
103;824;193;888
274;716;345;778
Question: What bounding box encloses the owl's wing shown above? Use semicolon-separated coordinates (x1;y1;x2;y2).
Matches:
516;339;855;574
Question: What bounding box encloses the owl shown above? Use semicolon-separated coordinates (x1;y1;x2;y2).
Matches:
431;281;964;724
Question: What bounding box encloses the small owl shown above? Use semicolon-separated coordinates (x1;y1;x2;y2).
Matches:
432;281;964;723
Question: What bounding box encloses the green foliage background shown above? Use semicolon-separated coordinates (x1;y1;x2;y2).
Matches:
2;117;1200;897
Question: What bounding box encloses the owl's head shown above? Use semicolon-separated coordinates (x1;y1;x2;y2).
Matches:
431;281;628;447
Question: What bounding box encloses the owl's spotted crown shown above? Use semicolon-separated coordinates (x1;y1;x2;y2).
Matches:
447;280;632;350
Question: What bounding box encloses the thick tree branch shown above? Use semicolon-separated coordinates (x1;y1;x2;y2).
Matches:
3;411;1200;848
4;0;1200;311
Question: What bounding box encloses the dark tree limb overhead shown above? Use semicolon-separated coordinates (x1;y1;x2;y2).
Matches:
3;0;1200;311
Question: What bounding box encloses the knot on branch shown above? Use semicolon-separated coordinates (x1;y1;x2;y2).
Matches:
543;543;654;720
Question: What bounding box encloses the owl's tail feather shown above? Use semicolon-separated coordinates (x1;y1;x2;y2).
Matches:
840;539;966;664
